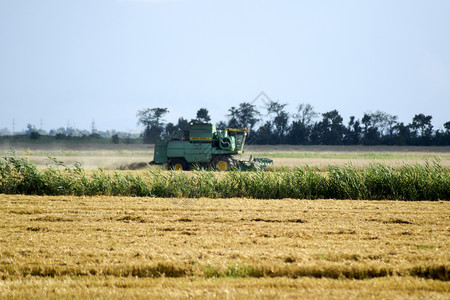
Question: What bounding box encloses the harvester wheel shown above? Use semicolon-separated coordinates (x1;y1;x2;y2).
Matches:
213;156;235;171
170;158;188;171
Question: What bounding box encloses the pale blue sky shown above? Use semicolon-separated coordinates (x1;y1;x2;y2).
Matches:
1;0;449;132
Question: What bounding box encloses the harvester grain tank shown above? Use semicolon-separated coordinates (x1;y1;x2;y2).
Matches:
152;123;272;170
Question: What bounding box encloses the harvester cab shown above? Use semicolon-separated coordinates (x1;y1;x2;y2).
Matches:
223;128;247;152
152;123;272;171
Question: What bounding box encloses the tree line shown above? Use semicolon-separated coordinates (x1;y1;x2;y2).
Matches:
138;102;450;146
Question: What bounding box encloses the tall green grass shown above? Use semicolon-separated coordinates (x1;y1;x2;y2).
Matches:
1;152;448;200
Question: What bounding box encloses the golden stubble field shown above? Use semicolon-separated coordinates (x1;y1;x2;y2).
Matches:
0;195;448;299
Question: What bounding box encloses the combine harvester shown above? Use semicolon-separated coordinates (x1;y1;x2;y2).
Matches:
151;123;272;171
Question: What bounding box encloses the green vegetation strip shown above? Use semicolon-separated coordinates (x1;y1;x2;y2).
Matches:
252;152;449;160
1;153;449;200
0;263;447;281
0;150;154;157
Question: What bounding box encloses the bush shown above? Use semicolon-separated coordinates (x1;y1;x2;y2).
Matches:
29;131;40;140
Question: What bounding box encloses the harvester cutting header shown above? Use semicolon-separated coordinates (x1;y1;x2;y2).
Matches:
151;123;272;171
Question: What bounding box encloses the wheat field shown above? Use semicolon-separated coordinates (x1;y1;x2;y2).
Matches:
0;194;448;298
1;145;449;298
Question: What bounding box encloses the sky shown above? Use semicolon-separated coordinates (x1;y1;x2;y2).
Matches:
1;0;449;133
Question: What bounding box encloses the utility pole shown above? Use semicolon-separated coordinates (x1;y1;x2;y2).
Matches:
12;119;15;136
91;119;97;134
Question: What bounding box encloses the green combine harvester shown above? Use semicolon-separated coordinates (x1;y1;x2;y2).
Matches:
151;123;273;171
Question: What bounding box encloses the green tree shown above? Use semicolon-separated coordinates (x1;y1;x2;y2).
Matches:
164;117;190;140
112;134;120;144
25;124;41;140
266;100;290;141
393;122;411;145
343;116;361;145
177;117;190;132
254;121;274;144
361;111;398;145
25;124;36;135
410;114;433;145
227;102;260;131
318;110;345;145
287;121;309;144
444;121;450;133
293;103;318;128
288;103;319;144
192;108;211;123
137;107;169;143
411;114;433;137
163;123;179;139
361;113;380;145
441;121;450;145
